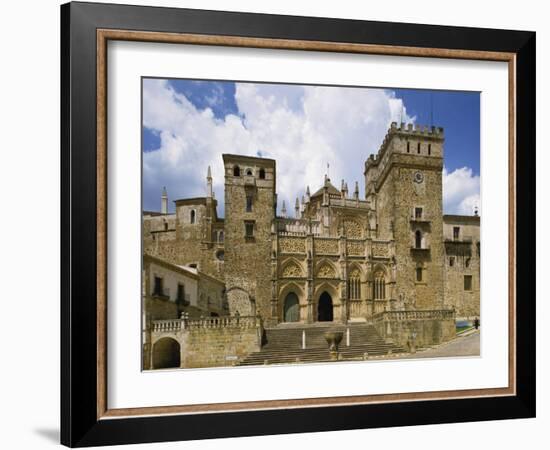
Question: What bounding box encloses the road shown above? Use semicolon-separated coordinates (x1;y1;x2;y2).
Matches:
403;330;480;359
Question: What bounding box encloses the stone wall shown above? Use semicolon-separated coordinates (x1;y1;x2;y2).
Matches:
374;311;456;349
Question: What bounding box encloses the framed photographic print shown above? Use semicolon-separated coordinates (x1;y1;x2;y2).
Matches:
60;1;536;447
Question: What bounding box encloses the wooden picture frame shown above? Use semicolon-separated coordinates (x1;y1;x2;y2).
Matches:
61;1;535;447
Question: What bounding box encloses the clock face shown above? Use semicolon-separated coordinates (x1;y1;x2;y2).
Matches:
414;171;424;183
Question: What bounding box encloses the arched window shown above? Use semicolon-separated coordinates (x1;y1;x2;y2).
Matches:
417;142;421;154
190;209;196;224
348;269;361;299
259;168;266;179
218;230;224;243
246;168;253;176
233;166;240;177
373;271;386;300
415;230;422;249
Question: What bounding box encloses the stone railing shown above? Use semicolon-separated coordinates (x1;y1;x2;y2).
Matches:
373;309;455;323
152;315;261;333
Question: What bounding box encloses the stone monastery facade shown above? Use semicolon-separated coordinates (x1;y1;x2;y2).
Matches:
143;122;480;332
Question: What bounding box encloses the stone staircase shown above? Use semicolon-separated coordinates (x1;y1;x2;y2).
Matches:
238;323;407;366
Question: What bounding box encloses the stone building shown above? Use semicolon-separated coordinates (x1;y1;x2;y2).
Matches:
143;122;480;368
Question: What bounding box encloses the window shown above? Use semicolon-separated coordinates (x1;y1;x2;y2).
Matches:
245;221;255;238
216;250;224;261
246;195;253;212
218;231;224;243
176;283;185;303
153;276;163;296
189;263;197;269
417;142;421;154
190;209;196;224
465;257;471;268
163;221;168;231
407;141;410;153
449;256;455;267
373;272;386;300
246;169;253;176
415;230;422;249
415;207;423;219
428;143;432;155
233;165;240;177
464;275;473;291
259;168;266;179
348;270;361;300
453;226;460;240
416;267;423;282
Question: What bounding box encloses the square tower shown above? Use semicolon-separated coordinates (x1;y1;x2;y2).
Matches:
222;154;276;319
365;122;445;310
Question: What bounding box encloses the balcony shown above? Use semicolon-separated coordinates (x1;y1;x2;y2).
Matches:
152;288;170;300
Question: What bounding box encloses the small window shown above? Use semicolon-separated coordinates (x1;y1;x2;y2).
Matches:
189;263;197;269
465;257;471;268
246;195;253;212
233;166;240;177
416;268;423;282
415;207;423;219
428;143;432;155
216;250;224;261
164;221;168;231
453;226;460;240
176;283;185;303
407;141;410;153
417;142;421;154
415;230;422;249
153;276;163;296
259;168;266;179
190;209;196;224
464;275;473;291
245;221;255;238
218;231;224;243
246;169;253;176
449;256;455;267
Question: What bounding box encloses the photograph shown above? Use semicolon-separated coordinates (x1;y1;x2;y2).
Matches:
141;78;481;370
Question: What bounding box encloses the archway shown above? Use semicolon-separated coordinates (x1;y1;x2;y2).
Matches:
152;337;181;369
283;292;300;322
318;292;333;322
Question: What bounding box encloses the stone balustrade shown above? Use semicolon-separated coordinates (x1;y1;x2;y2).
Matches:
152;315;261;333
373;309;455;323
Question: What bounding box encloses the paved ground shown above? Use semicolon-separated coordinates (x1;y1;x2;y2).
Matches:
402;330;480;359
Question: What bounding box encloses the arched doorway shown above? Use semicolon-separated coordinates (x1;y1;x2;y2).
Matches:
152;337;181;369
283;292;300;322
318;292;333;322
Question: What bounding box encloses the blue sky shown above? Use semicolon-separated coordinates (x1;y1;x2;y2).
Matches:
142;79;480;216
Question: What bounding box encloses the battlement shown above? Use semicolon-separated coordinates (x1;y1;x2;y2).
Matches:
365;122;444;174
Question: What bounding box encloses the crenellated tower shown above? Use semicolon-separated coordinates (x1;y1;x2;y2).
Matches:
364;122;445;310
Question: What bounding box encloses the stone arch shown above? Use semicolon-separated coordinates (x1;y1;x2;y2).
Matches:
368;263;388;301
313;282;339;322
233;165;240;177
278;282;305;322
347;263;364;300
280;258;304;278
152;337;181;369
225;286;252;316
348;262;365;281
315;258;339;279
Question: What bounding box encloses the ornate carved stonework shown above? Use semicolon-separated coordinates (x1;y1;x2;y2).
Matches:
372;242;389;258
282;262;303;278
349;268;361;279
314;238;338;255
343;219;362;238
346;240;364;256
317;264;336;278
279;237;306;254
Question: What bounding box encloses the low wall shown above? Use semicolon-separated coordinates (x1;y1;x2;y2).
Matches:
373;310;456;350
149;316;263;369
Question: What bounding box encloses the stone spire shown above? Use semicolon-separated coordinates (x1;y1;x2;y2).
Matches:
206;165;213;198
281;200;287;218
305;185;311;203
161;186;168;214
295;197;300;218
341;179;348;199
353;181;359;200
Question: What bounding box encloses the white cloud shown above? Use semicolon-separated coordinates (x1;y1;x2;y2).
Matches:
443;167;481;215
142;79;415;215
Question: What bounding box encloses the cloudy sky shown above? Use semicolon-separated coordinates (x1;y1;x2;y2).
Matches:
142;78;480;216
